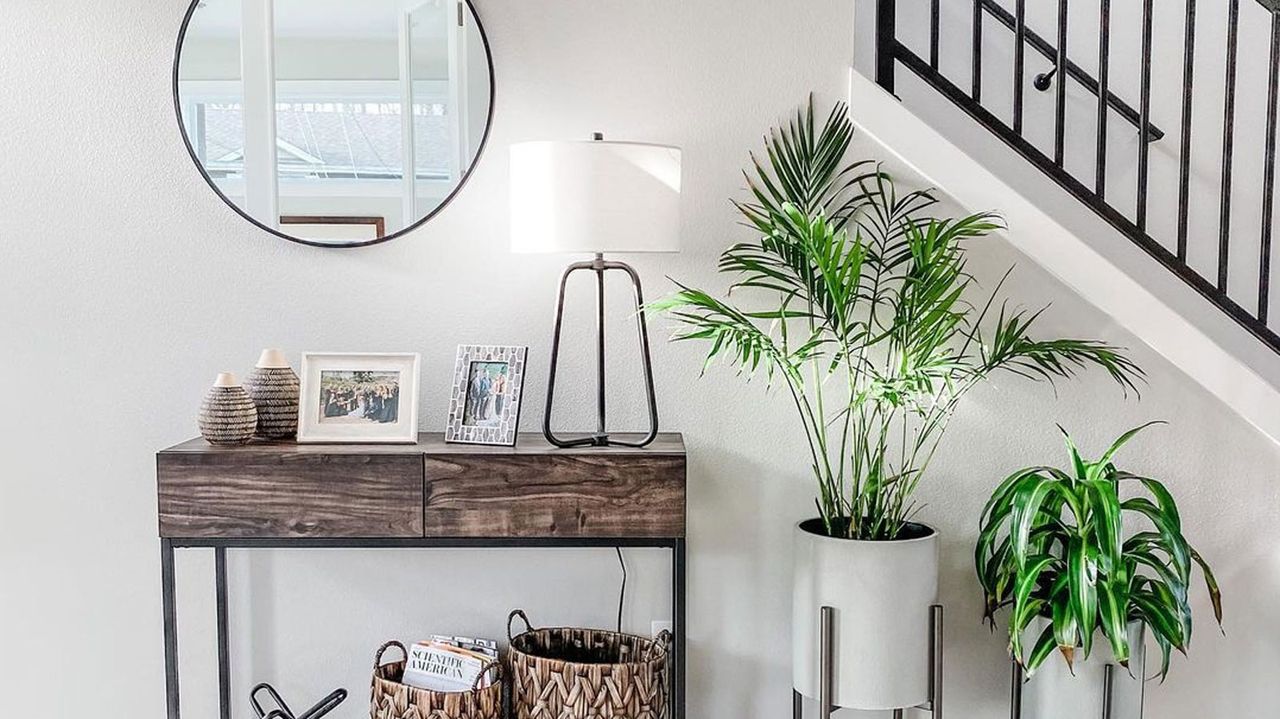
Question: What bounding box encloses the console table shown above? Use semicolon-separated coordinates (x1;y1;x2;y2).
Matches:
156;433;687;719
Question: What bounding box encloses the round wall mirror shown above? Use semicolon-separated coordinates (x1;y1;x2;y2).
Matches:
173;0;493;247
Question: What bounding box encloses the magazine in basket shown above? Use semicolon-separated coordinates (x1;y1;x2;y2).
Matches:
402;635;498;692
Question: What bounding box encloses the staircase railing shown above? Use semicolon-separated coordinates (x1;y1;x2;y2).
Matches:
875;0;1280;353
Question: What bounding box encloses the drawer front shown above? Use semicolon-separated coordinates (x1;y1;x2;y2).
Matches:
423;454;686;538
158;454;424;538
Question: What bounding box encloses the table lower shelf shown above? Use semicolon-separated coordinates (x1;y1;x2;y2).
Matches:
159;536;687;719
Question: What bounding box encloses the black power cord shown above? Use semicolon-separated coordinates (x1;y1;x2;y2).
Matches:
615;547;627;633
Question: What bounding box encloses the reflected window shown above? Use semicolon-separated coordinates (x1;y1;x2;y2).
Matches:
184;87;453;183
175;0;492;245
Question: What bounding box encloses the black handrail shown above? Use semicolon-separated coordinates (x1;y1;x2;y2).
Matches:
976;0;1164;142
875;0;1280;354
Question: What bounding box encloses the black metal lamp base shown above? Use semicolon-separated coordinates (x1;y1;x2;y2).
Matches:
544;254;659;449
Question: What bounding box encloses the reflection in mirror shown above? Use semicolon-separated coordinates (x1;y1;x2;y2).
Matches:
175;0;493;247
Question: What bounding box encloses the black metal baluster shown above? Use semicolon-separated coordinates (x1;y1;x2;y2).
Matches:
1219;0;1240;292
1262;8;1280;322
972;0;983;101
1096;0;1111;197
1054;0;1068;166
877;0;897;94
1177;0;1196;261
931;0;941;70
1013;0;1026;135
1137;0;1153;230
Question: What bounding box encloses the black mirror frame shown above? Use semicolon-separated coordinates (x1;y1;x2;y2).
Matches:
171;0;496;249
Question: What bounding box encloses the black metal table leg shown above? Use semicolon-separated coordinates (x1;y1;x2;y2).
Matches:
161;538;180;719
673;538;687;719
215;547;231;719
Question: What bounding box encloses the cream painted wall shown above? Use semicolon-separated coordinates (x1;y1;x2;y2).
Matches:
1;2;1277;718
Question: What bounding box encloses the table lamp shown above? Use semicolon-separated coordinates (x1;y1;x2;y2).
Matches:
510;134;682;448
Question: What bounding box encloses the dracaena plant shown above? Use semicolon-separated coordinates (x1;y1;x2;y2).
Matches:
976;424;1223;679
651;98;1143;541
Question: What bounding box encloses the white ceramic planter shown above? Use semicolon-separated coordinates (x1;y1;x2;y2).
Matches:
792;519;939;710
1020;620;1146;719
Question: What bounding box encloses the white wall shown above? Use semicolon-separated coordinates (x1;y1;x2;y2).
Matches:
2;2;1278;719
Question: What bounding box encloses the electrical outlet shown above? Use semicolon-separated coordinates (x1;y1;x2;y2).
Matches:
651;620;673;637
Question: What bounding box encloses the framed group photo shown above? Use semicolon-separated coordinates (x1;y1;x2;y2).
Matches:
446;345;528;446
297;352;420;443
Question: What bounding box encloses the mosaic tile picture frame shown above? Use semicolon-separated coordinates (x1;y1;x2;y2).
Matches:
445;344;528;446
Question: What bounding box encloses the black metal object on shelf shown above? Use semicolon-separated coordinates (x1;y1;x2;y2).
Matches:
250;682;347;719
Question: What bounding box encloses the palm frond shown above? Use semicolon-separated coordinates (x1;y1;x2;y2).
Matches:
977;305;1145;394
650;285;807;384
653;96;1145;541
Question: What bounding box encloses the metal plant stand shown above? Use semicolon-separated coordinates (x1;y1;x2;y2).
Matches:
1009;659;1128;719
792;604;944;719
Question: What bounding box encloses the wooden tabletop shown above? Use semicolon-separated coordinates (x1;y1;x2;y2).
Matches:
156;433;686;540
159;432;687;456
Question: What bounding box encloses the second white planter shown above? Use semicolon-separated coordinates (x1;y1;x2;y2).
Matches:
792;519;940;711
1019;620;1147;719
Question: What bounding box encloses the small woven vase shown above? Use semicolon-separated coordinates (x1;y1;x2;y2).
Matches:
199;373;258;445
244;349;300;439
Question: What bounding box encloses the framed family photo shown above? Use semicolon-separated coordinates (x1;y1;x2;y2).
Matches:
297;352;420;443
445;345;528;446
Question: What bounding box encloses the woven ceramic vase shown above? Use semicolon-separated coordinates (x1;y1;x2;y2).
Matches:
244;349;300;439
199;373;258;445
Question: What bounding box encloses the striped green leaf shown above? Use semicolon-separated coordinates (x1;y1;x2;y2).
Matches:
1066;537;1098;658
975;426;1220;680
1190;547;1224;628
1024;623;1059;676
1097;571;1131;666
1010;478;1058;568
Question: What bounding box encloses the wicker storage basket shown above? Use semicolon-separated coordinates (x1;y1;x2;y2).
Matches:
370;640;503;719
506;609;671;719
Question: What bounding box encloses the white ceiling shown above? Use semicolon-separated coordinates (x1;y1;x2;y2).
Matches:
187;0;453;40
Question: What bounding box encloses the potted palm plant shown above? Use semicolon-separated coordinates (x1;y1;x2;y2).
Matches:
652;99;1144;711
976;424;1222;718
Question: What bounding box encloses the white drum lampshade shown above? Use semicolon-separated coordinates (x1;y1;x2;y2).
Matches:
510;140;682;254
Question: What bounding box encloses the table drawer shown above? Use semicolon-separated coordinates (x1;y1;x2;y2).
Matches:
157;453;424;538
423;454;686;538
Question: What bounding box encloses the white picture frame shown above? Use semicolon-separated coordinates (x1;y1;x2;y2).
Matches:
297;352;420;444
445;345;528;446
